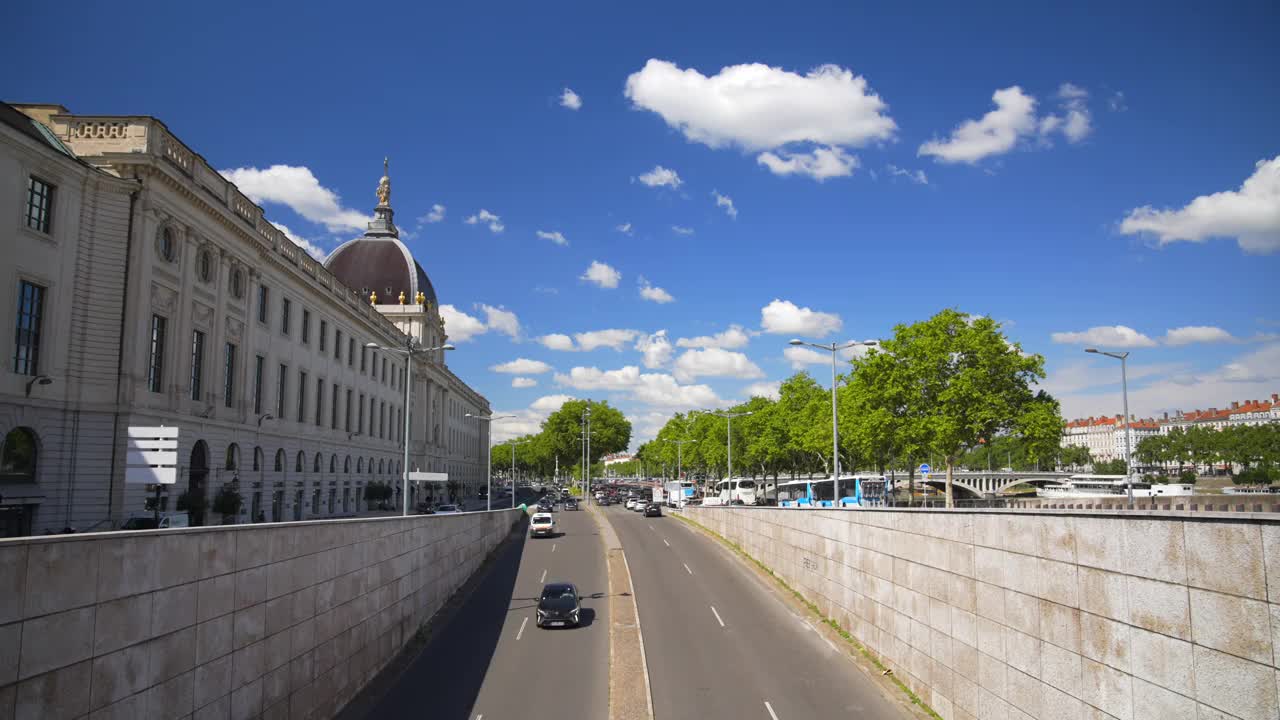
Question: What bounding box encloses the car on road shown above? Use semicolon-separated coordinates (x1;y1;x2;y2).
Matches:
530;513;555;537
633;500;647;512
644;503;662;517
434;504;460;514
536;499;554;512
563;498;579;510
624;498;637;510
535;582;581;628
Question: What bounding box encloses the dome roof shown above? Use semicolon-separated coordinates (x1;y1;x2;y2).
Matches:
322;159;437;306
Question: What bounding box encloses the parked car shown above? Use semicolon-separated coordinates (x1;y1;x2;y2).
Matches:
530;513;556;538
644;503;662;517
535;582;581;628
120;512;189;530
415;502;435;514
434;504;461;514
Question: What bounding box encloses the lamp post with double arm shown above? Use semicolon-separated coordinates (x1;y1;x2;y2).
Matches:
789;338;878;506
1085;348;1134;507
366;340;454;516
465;413;514;511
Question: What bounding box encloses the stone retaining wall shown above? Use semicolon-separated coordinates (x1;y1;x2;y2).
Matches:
0;510;519;720
683;506;1280;720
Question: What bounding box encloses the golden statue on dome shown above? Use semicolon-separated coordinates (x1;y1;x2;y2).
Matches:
415;291;425;305
398;290;406;304
376;157;391;206
369;290;378;305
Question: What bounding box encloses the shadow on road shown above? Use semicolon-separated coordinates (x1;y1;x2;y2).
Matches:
349;518;530;720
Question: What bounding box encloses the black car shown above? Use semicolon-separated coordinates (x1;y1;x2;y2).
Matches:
536;582;581;628
644;502;662;517
564;498;579;510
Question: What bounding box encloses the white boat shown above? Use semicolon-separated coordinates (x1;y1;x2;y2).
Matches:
1037;474;1196;499
1222;486;1280;495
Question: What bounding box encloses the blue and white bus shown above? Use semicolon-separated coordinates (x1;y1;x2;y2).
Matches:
777;474;887;508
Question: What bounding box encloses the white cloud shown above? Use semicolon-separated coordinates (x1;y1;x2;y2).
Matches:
1049;325;1158;348
1108;91;1127;112
712;190;737;219
536;230;569;246
531;394;576;414
676;325;750;350
479;304;520;338
741;380;782;401
616;222;633;235
638;165;683;189
1118;156;1280;254
491;358;553;375
638;277;675;304
555;365;728;410
624;59;895;151
671;226;695;236
420;204;446;224
760;299;842;337
273;223;328;261
672;348;764;382
575;328;639;351
581;261;622;289
1163;326;1237;346
918;86;1039;164
627;411;673;448
490;394;579;443
1056;83;1092;143
538;334;576;351
439;304;488;343
219;165;370;232
635;331;674;369
555;365;643;391
886;164;928;185
559;87;582;111
784;346;830;369
511;377;538;388
464;209;505;233
757;146;857;180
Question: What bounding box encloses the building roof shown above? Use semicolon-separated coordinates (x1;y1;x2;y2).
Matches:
1;102;76;157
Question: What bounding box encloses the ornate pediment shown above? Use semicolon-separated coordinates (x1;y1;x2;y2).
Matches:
150;282;178;314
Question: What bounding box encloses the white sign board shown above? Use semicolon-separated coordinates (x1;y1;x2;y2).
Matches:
126;426;178;484
407;471;449;483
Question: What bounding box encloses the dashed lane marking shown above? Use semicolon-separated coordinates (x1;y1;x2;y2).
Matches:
516;616;528;640
540;568;547;583
710;605;725;627
683;563;693;575
663;539;670;547
765;701;780;720
552;543;557;553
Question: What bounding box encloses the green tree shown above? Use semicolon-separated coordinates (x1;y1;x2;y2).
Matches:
851;310;1051;506
1059;444;1092;469
1093;458;1128;474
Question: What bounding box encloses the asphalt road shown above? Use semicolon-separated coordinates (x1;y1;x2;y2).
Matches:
606;504;909;720
363;505;608;720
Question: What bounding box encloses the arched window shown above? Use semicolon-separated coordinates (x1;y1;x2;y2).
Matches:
225;443;240;471
0;427;39;483
253;446;263;471
313;453;322;473
367;457;374;476
357;457;364;474
396;460;401;475
330;455;336;473
378;459;384;475
295;451;304;473
274;449;285;472
344;456;351;473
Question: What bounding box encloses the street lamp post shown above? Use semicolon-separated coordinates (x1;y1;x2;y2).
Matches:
1086;348;1134;507
465;413;514;511
663;438;696;507
366;340;454;516
790;338;878;507
695;410;753;503
509;439;531;509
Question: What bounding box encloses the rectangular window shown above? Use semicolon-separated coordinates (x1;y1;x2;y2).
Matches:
257;285;269;324
360;346;367;373
189;330;205;401
147;315;167;393
319;320;327;352
276;363;287;418
315;377;324;426
348;338;354;367
330;383;339;429
380;401;386;439
297;370;307;422
223;343;237;408
301;309;311;344
373;397;379;438
358;394;365;434
335;329;342;359
253;355;265;414
345;389;353;432
381;357;387;384
12;280;45;376
25;177;54;234
281;297;291;336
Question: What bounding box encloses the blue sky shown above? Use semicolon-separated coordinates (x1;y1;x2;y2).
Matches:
7;1;1279;445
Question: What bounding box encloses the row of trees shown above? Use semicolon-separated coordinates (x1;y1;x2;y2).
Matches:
488;399;632;484
634;309;1063;506
1136;424;1280;483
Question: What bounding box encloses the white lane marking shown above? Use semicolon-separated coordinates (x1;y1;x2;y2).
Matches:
663;538;670;547
683;563;693;575
649;524;655;531
475;716;483;720
540;568;547;583
552;543;557;553
710;605;725;627
516;616;529;640
765;701;780;720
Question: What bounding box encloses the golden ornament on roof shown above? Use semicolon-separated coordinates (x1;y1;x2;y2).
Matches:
416;291;425;305
398;291;406;305
369;290;378;305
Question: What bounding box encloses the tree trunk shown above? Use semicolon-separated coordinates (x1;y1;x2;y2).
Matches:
945;457;955;508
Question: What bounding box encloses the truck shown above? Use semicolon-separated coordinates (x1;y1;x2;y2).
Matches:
651;485;665;505
664;480;697;508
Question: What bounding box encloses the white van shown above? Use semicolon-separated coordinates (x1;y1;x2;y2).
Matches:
121;512;190;530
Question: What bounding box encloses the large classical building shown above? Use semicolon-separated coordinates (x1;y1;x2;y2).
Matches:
0;103;489;536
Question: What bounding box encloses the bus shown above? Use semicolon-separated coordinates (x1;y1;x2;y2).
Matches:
708;478;758;506
663;480;697;507
777;474;887;508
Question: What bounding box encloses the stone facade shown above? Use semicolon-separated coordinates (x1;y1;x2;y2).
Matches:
683;506;1280;720
1;104;490;535
0;509;519;719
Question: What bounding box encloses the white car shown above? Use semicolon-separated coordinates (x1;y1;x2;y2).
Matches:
625;498;639;511
434;504;460;514
530;513;556;538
